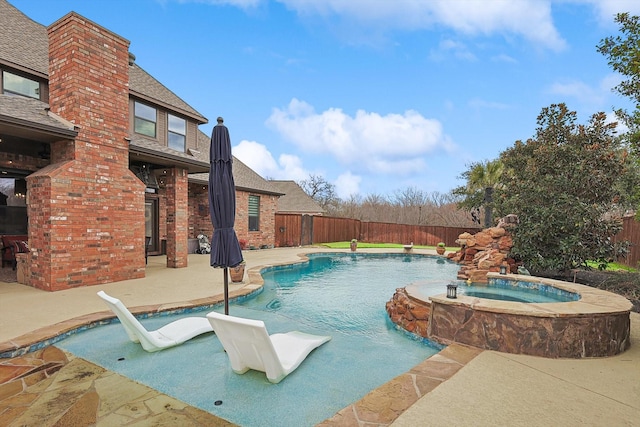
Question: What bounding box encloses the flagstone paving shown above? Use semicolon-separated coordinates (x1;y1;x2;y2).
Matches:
0;342;480;426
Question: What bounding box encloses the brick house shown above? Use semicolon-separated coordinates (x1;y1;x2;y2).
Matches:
0;0;282;291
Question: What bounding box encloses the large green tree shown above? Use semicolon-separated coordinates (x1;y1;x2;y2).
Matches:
597;13;640;107
597;12;640;212
499;104;630;271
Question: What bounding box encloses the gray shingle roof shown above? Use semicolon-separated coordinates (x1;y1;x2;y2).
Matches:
129;64;206;123
0;0;206;122
0;94;72;130
190;130;283;195
0;94;77;141
268;180;325;214
0;1;48;76
0;0;278;194
129;135;209;173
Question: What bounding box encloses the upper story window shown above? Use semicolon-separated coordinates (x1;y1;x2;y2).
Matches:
2;70;40;99
134;101;157;138
168;114;186;152
248;195;260;231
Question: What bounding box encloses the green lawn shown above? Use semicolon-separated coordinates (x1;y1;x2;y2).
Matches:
586;260;637;272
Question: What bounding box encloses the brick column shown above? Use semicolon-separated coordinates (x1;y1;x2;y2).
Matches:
165;167;189;268
27;13;145;291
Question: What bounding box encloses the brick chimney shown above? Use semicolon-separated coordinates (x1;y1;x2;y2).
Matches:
27;13;145;291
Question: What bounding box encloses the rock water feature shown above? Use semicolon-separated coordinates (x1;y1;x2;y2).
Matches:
448;218;519;283
387;220;519;337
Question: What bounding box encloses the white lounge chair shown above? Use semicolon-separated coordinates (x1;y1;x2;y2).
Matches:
206;311;331;383
97;291;213;352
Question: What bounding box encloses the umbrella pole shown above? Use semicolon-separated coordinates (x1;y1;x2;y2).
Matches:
224;267;229;315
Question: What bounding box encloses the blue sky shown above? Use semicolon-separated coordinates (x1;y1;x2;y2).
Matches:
10;0;640;199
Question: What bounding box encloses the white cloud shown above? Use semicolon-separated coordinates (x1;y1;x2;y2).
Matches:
266;98;454;175
233;140;308;180
492;53;518;64
429;39;477;62
276;0;566;50
276;153;308;181
188;0;261;9
334;172;361;199
571;0;640;24
233;140;279;177
548;74;622;108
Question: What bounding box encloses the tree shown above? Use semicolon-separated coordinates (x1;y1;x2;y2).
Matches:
298;174;339;213
597;13;640;107
453;159;504;227
392;186;428;224
498;104;630;271
597;12;640;216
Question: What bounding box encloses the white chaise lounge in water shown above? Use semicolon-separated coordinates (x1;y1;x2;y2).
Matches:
206;311;331;384
97;291;213;352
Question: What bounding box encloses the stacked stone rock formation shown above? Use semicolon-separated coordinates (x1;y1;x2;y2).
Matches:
385;288;430;337
448;226;517;283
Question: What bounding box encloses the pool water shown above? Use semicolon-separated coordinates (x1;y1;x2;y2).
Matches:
56;253;460;427
459;285;575;303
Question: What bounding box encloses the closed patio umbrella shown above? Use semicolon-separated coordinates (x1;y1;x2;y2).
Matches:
209;117;243;314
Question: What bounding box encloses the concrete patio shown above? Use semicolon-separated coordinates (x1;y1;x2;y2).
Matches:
0;247;638;426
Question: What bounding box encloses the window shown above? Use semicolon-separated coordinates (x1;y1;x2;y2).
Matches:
248;195;260;231
2;70;40;99
134;101;156;137
168;114;186;151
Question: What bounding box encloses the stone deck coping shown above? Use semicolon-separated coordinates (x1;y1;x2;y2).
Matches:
408;272;633;318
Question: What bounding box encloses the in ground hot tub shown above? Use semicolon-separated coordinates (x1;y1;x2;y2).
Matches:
388;272;633;358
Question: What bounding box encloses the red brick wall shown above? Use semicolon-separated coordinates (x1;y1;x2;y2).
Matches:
165;167;189;267
27;13;145;291
0;152;47;173
235;192;278;248
188;182;212;239
187;186;277;249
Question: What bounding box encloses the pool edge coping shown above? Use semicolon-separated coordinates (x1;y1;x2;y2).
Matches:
422;272;633;318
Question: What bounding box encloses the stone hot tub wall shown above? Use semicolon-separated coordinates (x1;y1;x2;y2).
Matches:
426;273;632;358
388;272;633;358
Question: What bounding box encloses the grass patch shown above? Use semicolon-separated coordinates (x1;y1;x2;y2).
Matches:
585;261;637;272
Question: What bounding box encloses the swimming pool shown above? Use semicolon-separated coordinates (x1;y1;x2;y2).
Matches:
56;253;460;427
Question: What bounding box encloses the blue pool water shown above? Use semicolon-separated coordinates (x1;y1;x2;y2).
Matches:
459;285;576;303
56;253;460;427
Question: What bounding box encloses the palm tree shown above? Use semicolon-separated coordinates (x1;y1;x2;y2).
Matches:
466;160;504;228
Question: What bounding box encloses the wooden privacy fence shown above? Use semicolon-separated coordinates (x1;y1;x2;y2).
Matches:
274;214;481;248
275;214;640;267
613;215;640;268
